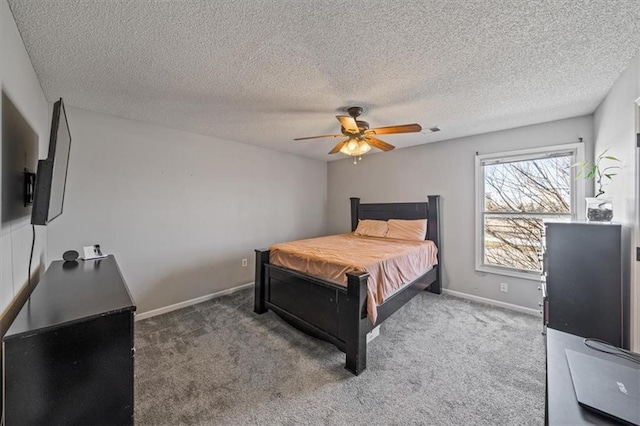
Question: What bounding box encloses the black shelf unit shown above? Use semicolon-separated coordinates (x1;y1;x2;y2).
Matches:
541;222;629;349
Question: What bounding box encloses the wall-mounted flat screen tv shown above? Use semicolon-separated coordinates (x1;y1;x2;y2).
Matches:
31;98;71;226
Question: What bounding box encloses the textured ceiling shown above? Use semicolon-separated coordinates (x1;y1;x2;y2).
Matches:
8;1;640;161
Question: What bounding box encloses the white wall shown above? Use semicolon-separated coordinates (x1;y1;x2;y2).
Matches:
46;107;327;314
593;52;639;350
328;116;593;311
1;0;49;323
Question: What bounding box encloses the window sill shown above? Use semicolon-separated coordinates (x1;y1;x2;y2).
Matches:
475;265;541;281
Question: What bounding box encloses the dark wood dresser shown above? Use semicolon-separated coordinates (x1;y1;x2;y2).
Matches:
541;222;629;348
2;255;136;425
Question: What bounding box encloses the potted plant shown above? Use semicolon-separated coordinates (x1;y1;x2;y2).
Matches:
571;149;620;222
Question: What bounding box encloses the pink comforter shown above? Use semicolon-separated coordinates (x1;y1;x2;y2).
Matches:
270;233;438;324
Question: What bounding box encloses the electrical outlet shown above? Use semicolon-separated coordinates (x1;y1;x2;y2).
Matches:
500;282;508;293
241;258;248;267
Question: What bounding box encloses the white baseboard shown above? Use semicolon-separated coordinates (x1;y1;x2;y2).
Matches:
135;282;254;321
442;289;541;317
134;284;539;321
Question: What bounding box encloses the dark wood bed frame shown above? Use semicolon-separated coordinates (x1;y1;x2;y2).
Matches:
254;195;442;375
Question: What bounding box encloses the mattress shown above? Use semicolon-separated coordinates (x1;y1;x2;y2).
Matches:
269;233;438;324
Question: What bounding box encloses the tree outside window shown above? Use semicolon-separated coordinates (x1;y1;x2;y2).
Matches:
476;144;582;278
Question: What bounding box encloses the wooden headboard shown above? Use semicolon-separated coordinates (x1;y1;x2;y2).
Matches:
349;195;441;249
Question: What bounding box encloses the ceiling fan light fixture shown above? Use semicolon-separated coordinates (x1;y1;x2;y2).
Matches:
340;139;371;156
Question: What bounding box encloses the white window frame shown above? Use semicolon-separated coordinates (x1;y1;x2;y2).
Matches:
475;143;585;280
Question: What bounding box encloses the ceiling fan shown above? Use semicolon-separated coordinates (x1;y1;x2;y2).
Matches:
294;107;422;163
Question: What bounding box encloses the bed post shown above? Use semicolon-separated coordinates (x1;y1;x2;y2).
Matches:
427;195;442;294
254;249;270;314
350;197;360;232
345;271;369;375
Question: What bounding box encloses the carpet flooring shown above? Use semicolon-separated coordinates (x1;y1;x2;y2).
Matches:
134;289;545;425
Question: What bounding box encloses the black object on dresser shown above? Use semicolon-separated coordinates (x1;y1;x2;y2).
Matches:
2;255;136;425
542;222;629;349
545;328;639;425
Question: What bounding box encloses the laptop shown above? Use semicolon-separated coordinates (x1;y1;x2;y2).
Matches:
565;349;640;426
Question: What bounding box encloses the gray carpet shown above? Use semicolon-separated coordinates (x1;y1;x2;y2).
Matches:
134;289;545;425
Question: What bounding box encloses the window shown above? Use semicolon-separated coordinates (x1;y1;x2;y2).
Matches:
475;143;584;280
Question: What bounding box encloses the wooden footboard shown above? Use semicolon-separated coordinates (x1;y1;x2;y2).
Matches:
254;249;372;374
254;249;439;375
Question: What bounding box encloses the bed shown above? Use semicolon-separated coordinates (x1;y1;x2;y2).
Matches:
254;196;442;375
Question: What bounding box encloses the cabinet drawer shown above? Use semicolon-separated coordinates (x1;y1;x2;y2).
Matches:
4;311;134;425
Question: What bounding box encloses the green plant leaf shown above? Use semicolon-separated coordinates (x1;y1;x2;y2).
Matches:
570;161;588;168
570;151;621;182
600;166;621;173
571;161;589;178
597;149;610;160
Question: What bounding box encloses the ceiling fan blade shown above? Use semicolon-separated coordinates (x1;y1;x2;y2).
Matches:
365;137;395;152
336;115;359;133
293;134;343;141
366;123;422;135
328;139;349;154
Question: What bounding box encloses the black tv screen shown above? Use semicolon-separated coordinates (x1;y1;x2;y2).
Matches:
31;98;71;226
